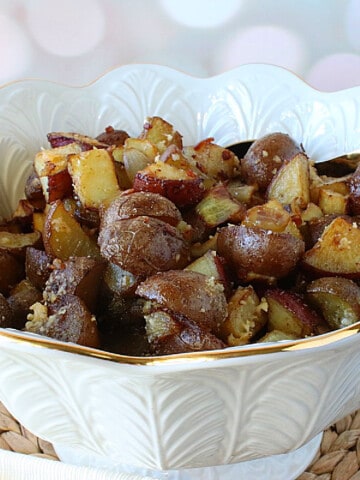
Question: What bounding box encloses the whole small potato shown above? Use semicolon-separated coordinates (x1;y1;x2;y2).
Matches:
217;225;305;283
241;132;303;191
136;270;227;332
99;216;190;276
101;191;182;227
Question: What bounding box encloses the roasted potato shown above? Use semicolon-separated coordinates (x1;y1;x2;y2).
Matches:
101;191;182;227
0;293;15;328
144;310;226;355
265;288;321;337
96;126;129;146
43;200;100;260
25;247;53;291
183;137;240;181
217;225;305;283
133;160;205;208
348;164;360;215
302;217;360;278
139;116;183;154
218;285;268;346
136;270;227;332
306;277;360;329
7;279;42;329
99;215;190;276
26;294;100;348
241;132;303;191
43;256;106;313
0;250;25;296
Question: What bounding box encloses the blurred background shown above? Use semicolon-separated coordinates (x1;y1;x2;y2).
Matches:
0;0;359;91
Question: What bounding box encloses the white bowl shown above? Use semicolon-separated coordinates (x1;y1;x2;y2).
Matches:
0;64;360;480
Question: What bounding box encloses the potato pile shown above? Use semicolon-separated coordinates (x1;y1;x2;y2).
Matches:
1;117;360;356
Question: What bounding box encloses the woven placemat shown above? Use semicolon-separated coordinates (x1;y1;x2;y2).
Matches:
1;401;360;479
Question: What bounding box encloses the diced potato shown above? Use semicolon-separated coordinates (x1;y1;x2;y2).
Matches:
139;116;183;154
267;153;310;207
133;160;205;208
195;183;245;228
43;200;100;260
318;188;348;215
306;276;360;329
302;217;360;278
184;138;240;181
68;149;121;209
219;286;268;346
265;288;320;337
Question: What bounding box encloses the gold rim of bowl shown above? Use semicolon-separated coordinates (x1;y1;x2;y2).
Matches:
0;322;359;366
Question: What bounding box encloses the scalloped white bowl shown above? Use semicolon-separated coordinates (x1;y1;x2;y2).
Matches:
0;64;360;479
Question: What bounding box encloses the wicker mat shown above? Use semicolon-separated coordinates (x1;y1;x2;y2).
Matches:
1;402;360;479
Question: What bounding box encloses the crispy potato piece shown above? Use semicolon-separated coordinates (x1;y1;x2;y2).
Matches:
7;279;42;329
302;217;360;278
43;200;100;260
34;143;83;202
241;132;303;191
24;171;46;211
139;116;183;154
184;138;240;181
96;126;129;146
306;277;360;329
44;257;106;313
47;131;108;150
136;270;227;332
144;310;225;355
219;286;268;346
68;149;121;210
0;231;42;259
265;288;320;337
266;153;310;207
185;250;230;294
133;161;205;208
242;199;292;233
195;183;246;228
217;225;305;283
318;188;348;215
26;295;100;348
258;330;300;343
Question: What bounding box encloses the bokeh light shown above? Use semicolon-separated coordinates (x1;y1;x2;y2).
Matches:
0;14;31;83
306;53;360;91
213;25;306;73
25;0;105;57
159;0;243;28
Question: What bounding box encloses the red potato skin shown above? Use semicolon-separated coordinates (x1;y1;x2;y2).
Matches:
102;191;182;226
149;313;226;355
241;132;303;191
99;216;190;277
136;270;227;332
265;288;321;335
217;225;305;283
133;170;205;208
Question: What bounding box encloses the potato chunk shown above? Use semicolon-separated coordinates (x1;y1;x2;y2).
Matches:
136;270;227;332
302;217;360;278
306;277;360;329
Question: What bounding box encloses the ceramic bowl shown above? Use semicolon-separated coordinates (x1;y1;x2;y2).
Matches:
0;64;360;480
